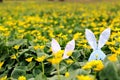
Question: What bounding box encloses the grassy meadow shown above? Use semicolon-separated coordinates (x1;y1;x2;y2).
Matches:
0;1;120;80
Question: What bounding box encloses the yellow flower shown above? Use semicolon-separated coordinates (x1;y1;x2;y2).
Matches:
53;50;64;58
3;31;10;37
10;54;18;59
59;25;64;28
116;48;120;54
47;57;62;64
49;32;55;38
77;75;94;80
18;29;25;33
68;29;73;33
65;59;74;64
33;45;40;50
13;45;20;50
109;47;116;53
0;61;4;69
18;76;26;80
108;54;118;62
82;60;104;71
93;60;104;71
25;57;33;62
73;32;82;40
33;45;45;50
39;45;45;50
35;55;46;62
82;62;92;70
0;76;7;80
65;72;70;77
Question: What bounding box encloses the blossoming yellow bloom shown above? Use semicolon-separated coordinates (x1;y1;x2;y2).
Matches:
77;75;94;80
18;76;26;80
116;48;120;54
108;54;118;62
3;31;10;37
35;55;46;62
109;47;116;53
73;32;82;40
13;45;20;50
65;72;70;77
68;29;73;33
53;50;64;58
33;45;40;50
47;57;62;64
39;45;45;50
25;57;33;62
82;60;104;71
59;25;64;28
0;76;7;80
0;61;4;69
10;54;18;59
49;32;55;38
65;59;74;64
93;61;104;71
18;29;25;33
82;63;92;70
33;45;45;50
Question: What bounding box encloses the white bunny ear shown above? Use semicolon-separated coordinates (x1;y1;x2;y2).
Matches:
51;38;61;54
63;39;75;59
85;29;97;50
98;28;111;49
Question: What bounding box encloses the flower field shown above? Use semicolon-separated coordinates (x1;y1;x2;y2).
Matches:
0;1;120;80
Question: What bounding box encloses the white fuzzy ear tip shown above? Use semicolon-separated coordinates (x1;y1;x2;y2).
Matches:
85;29;89;32
52;38;55;41
70;39;75;46
106;28;111;31
71;39;75;43
85;29;92;34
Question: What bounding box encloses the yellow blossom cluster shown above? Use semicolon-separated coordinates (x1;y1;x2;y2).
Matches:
108;54;118;62
25;55;46;62
35;55;46;62
0;76;7;80
82;60;104;71
47;50;64;64
77;75;94;80
18;76;26;80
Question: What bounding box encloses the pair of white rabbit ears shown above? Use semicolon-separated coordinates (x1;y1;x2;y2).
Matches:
85;28;111;50
51;38;75;59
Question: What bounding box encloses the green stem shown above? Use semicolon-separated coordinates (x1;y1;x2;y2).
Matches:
71;56;76;62
15;50;19;62
42;61;44;75
57;64;60;80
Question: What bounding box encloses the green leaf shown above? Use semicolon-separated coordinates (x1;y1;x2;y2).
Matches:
35;73;47;80
11;68;26;79
27;62;36;71
6;39;27;47
32;67;42;76
72;50;81;60
47;75;66;80
99;61;120;80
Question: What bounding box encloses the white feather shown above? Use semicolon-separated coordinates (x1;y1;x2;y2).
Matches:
63;39;75;59
51;38;61;54
85;29;97;50
98;28;111;49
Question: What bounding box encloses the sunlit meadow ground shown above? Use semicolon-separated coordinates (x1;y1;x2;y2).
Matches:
0;0;120;80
